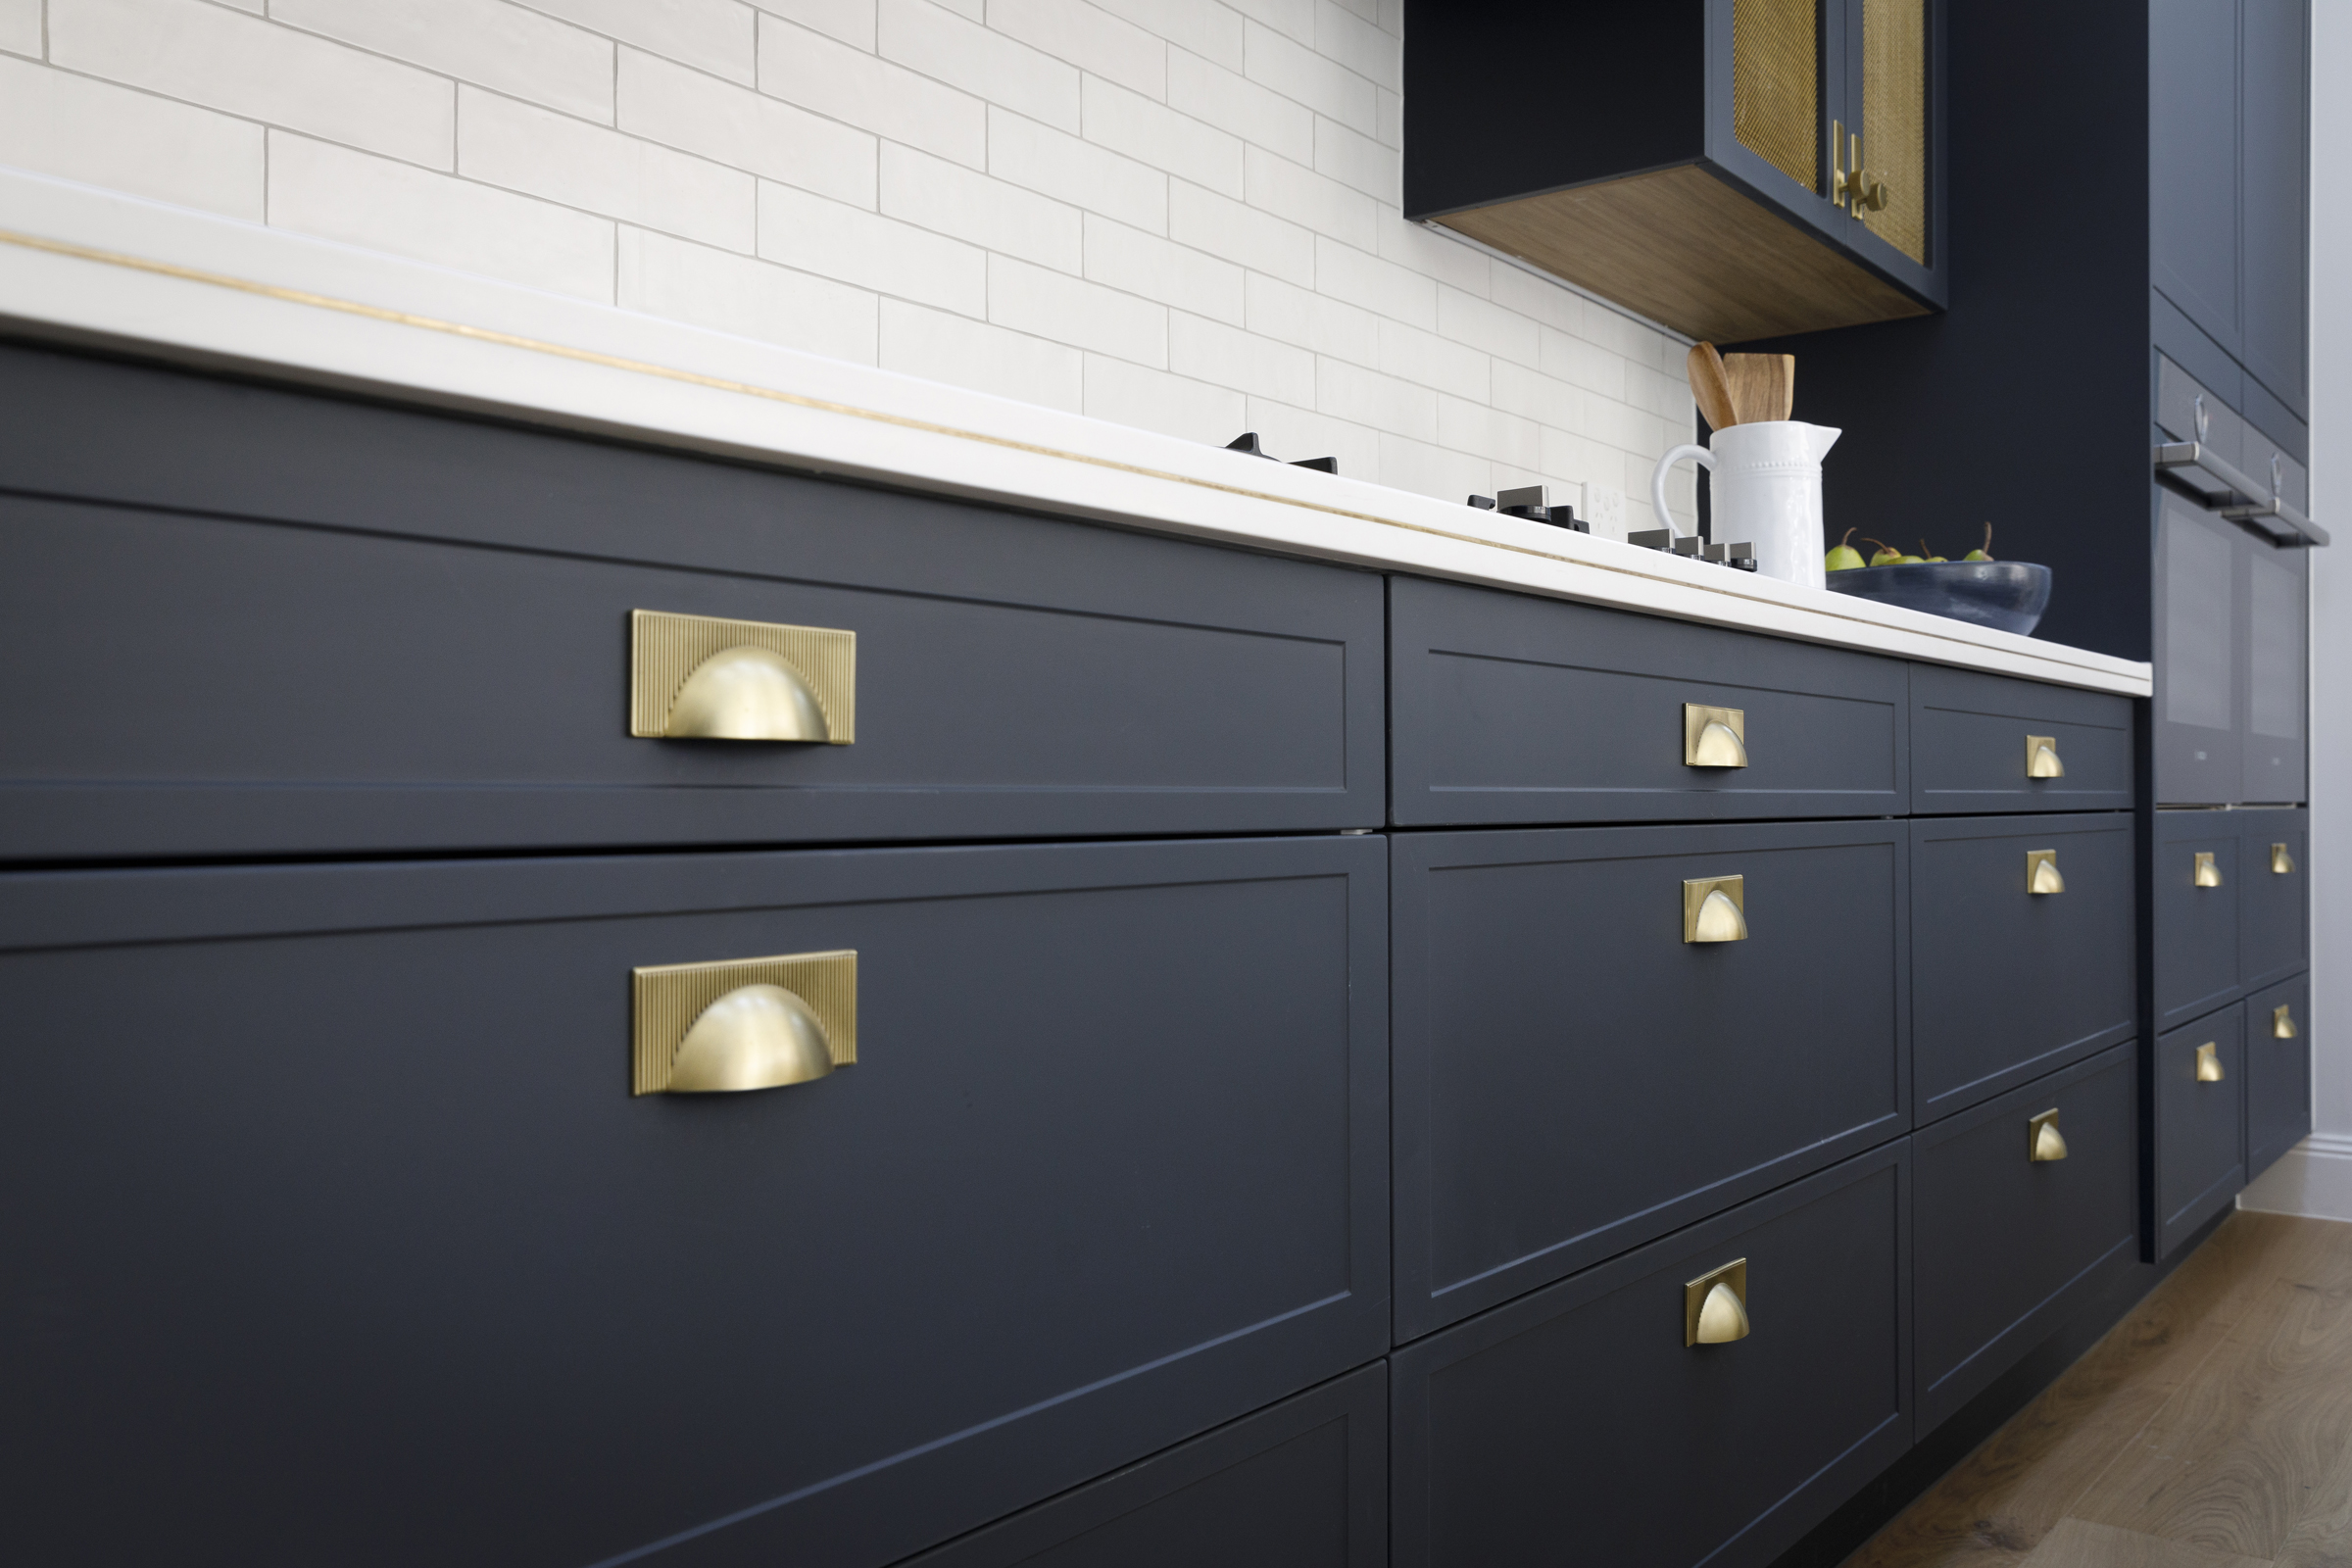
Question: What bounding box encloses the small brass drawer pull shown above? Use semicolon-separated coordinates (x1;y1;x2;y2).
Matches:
2026;735;2065;778
2029;1107;2068;1162
2275;1004;2299;1040
2027;849;2065;895
1686;1259;1750;1346
632;609;856;744
2195;1041;2224;1083
632;950;858;1096
1684;704;1748;768
2274;843;2297;875
2194;852;2223;889
1684;875;1747;943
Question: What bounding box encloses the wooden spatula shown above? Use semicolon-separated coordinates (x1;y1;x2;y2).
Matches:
1722;353;1794;423
1686;342;1739;432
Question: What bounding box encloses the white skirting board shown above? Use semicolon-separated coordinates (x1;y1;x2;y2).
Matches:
2238;1135;2352;1222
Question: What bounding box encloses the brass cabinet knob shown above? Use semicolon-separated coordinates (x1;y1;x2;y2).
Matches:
2274;843;2297;875
2193;852;2223;889
632;950;858;1096
1684;704;1748;768
631;609;856;744
2026;735;2065;778
2195;1042;2224;1083
2029;1108;2068;1162
2027;849;2065;895
1684;875;1747;943
2276;1004;2300;1040
1686;1259;1750;1346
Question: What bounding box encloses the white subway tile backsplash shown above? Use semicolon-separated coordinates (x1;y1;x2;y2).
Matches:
990;0;1165;100
273;0;614;123
0;0;41;58
760;177;985;314
1083;353;1244;441
1168;179;1312;283
882;296;1084;410
1242;20;1373;136
1166;49;1310;166
523;0;756;84
618;225;878;361
1083;74;1243;196
878;0;1077;133
1085;214;1244;324
270;131;613;299
753;0;873;51
1245;145;1373;250
462;87;756;251
0;53;263;219
52;0;454;168
988;108;1166;234
990;254;1166;364
620;47;875;207
883;144;1081;271
10;0;1689;513
759;16;984;168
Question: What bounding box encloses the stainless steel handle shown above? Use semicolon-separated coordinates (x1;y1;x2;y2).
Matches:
2154;441;2328;546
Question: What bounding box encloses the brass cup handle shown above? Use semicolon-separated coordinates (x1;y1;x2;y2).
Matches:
632;951;858;1096
2194;852;2223;888
2275;843;2297;875
631;609;856;744
1685;704;1748;767
1684;876;1747;943
2275;1004;2299;1040
2027;850;2065;895
2027;736;2065;778
2029;1107;2068;1162
1686;1259;1750;1346
2196;1042;2224;1083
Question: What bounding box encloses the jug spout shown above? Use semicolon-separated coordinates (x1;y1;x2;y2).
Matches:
1798;422;1841;462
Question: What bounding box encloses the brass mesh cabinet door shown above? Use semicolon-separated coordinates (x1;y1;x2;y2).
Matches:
1862;0;1929;261
1734;0;1819;190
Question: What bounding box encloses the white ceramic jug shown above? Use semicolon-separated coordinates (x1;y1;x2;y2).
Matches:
1649;420;1842;590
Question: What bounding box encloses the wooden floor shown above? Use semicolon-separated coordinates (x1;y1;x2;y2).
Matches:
1845;1211;2352;1568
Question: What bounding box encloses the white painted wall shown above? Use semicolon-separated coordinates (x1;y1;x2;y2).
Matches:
0;0;1694;525
2237;1;2346;1219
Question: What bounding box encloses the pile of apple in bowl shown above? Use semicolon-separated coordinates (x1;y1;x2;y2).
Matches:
1822;525;2052;637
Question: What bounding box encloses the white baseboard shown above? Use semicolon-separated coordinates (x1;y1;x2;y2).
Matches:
2238;1135;2352;1221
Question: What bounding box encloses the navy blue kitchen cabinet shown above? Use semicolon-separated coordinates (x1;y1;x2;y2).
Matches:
2245;972;2312;1184
2155;1003;2248;1259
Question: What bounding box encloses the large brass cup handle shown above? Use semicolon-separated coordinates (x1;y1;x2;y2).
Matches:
632;951;858;1096
631;610;856;744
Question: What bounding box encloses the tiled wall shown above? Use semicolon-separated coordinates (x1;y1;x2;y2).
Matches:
0;0;1696;523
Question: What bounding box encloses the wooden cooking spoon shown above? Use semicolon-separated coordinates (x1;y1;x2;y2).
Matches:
1686;342;1739;432
1722;353;1794;423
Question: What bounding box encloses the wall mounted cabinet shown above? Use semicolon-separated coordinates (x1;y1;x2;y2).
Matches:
1404;0;1946;342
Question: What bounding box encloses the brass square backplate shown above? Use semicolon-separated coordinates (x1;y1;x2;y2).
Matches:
631;950;857;1096
1685;1258;1749;1347
1684;704;1748;767
2026;735;2064;778
630;609;856;743
1684;875;1747;943
2026;849;2064;895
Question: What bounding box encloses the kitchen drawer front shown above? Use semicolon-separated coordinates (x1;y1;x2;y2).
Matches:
1392;820;1907;1339
2246;974;2312;1182
1392;1146;1910;1568
2156;1004;2246;1258
2156;811;2243;1030
1908;665;2134;814
1913;1047;2136;1433
0;837;1389;1568
1910;814;2137;1123
2238;808;2310;992
1388;575;1908;826
900;1365;1386;1568
0;343;1384;859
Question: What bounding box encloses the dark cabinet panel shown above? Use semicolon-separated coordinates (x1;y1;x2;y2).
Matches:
0;344;1384;858
2155;811;2243;1030
1908;665;2134;814
2237;807;2309;990
1388;575;1908;827
2155;1003;2247;1258
2150;0;2242;358
899;1366;1386;1568
1392;1146;1910;1568
2245;973;2312;1181
1913;1047;2136;1432
0;837;1389;1568
1391;820;1906;1338
2239;0;2311;411
1910;814;2136;1122
2240;534;2308;804
2155;490;2243;805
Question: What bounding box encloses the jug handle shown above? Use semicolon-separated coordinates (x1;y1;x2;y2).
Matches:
1651;445;1713;537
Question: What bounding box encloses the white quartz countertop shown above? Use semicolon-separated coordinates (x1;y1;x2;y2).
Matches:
0;169;2150;697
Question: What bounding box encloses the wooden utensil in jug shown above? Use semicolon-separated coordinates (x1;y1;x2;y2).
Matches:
1686;342;1740;432
1723;353;1794;423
